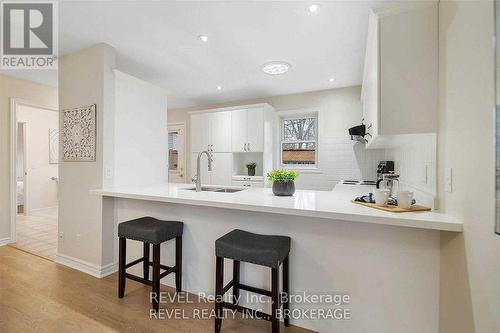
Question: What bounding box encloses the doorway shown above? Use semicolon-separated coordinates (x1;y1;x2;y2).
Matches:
16;122;27;215
168;122;186;183
10;100;59;260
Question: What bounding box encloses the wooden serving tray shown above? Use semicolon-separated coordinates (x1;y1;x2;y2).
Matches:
352;201;431;213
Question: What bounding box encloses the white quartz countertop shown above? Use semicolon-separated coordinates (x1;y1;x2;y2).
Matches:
91;183;462;232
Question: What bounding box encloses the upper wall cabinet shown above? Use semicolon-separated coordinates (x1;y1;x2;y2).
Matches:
189;103;275;186
361;3;438;148
231;108;264;152
190;111;232;152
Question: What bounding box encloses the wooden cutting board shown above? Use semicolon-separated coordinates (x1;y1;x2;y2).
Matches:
352;201;431;213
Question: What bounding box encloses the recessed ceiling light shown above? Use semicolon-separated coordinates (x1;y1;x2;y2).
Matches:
309;4;320;14
329;77;336;82
199;35;208;42
216;85;222;91
262;61;291;75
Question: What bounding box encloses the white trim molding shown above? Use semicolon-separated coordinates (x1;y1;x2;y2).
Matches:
55;254;117;278
9;98;59;244
275;108;320;171
0;238;11;247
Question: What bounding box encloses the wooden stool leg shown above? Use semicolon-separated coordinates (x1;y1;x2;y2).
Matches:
282;256;290;327
152;243;161;311
215;256;224;333
118;237;126;298
175;236;182;292
271;267;280;333
232;260;240;305
143;242;150;280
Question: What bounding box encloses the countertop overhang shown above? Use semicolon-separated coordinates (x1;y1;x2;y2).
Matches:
91;183;462;232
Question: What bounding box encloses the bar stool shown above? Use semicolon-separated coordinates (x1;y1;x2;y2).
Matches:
214;229;291;333
117;216;184;311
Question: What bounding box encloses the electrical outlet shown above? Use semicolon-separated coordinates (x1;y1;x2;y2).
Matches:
445;167;453;193
105;166;113;179
58;231;64;242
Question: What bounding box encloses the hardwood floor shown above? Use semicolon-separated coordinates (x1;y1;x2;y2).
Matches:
11;207;58;260
0;246;314;333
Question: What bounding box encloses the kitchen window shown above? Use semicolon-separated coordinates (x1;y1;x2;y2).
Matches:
280;114;318;168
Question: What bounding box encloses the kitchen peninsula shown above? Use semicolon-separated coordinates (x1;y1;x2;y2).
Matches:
93;183;461;333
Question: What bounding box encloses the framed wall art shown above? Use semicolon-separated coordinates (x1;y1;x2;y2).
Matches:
62;104;97;162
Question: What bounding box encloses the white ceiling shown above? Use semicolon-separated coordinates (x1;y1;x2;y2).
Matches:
2;1;392;109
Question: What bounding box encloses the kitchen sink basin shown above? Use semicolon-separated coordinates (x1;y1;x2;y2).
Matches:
182;186;245;193
213;188;244;193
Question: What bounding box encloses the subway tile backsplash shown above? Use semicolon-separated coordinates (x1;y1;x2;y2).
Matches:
294;135;384;191
383;133;437;208
296;133;437;208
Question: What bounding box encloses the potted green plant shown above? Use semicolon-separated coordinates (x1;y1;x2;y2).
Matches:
246;162;257;176
267;170;298;196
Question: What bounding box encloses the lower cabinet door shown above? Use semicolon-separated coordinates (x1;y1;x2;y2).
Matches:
210;153;233;186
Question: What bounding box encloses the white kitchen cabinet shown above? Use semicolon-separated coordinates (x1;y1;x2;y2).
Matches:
231;175;264;188
232;180;264;188
190;153;232;186
210;111;232;152
189;103;274;185
210;153;233;186
361;3;437;148
247;108;264;152
231;109;247;152
231;108;263;152
190;111;231;153
190;113;210;153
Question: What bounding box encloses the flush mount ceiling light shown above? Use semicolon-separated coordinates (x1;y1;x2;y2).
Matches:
308;4;320;14
199;35;208;42
216;85;222;91
261;61;291;75
329;77;336;83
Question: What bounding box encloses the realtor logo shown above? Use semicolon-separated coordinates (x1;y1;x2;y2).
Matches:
1;1;58;69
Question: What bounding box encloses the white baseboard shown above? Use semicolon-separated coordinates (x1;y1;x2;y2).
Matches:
55;253;117;278
0;238;11;247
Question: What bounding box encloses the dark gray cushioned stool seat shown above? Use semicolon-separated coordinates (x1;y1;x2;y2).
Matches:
215;229;291;269
118;216;183;244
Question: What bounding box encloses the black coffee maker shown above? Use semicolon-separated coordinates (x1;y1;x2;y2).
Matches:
377;161;395;180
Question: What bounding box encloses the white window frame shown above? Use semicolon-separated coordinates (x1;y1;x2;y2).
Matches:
278;111;319;170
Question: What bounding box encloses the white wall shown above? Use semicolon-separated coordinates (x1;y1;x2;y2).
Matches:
438;1;500;332
114;70;168;187
169;86;385;190
58;43;116;266
17;105;59;211
0;74;58;242
58;44;169;272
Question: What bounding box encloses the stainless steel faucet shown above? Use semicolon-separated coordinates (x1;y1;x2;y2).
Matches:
193;151;213;192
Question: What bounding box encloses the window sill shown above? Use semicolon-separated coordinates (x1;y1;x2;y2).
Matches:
280;166;323;174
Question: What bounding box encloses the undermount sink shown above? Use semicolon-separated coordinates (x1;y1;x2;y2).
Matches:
182;186;245;193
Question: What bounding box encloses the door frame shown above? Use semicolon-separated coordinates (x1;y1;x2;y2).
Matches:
9;98;58;243
167;122;187;183
16;121;29;216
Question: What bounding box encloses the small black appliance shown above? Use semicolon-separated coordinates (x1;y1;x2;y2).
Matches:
377;161;395;180
348;125;366;142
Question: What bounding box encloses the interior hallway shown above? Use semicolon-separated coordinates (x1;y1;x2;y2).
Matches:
11;207;58;260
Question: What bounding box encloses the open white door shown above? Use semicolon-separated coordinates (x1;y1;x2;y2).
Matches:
168;123;186;183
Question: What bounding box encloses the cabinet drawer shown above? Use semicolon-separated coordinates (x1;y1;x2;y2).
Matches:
232;180;263;188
